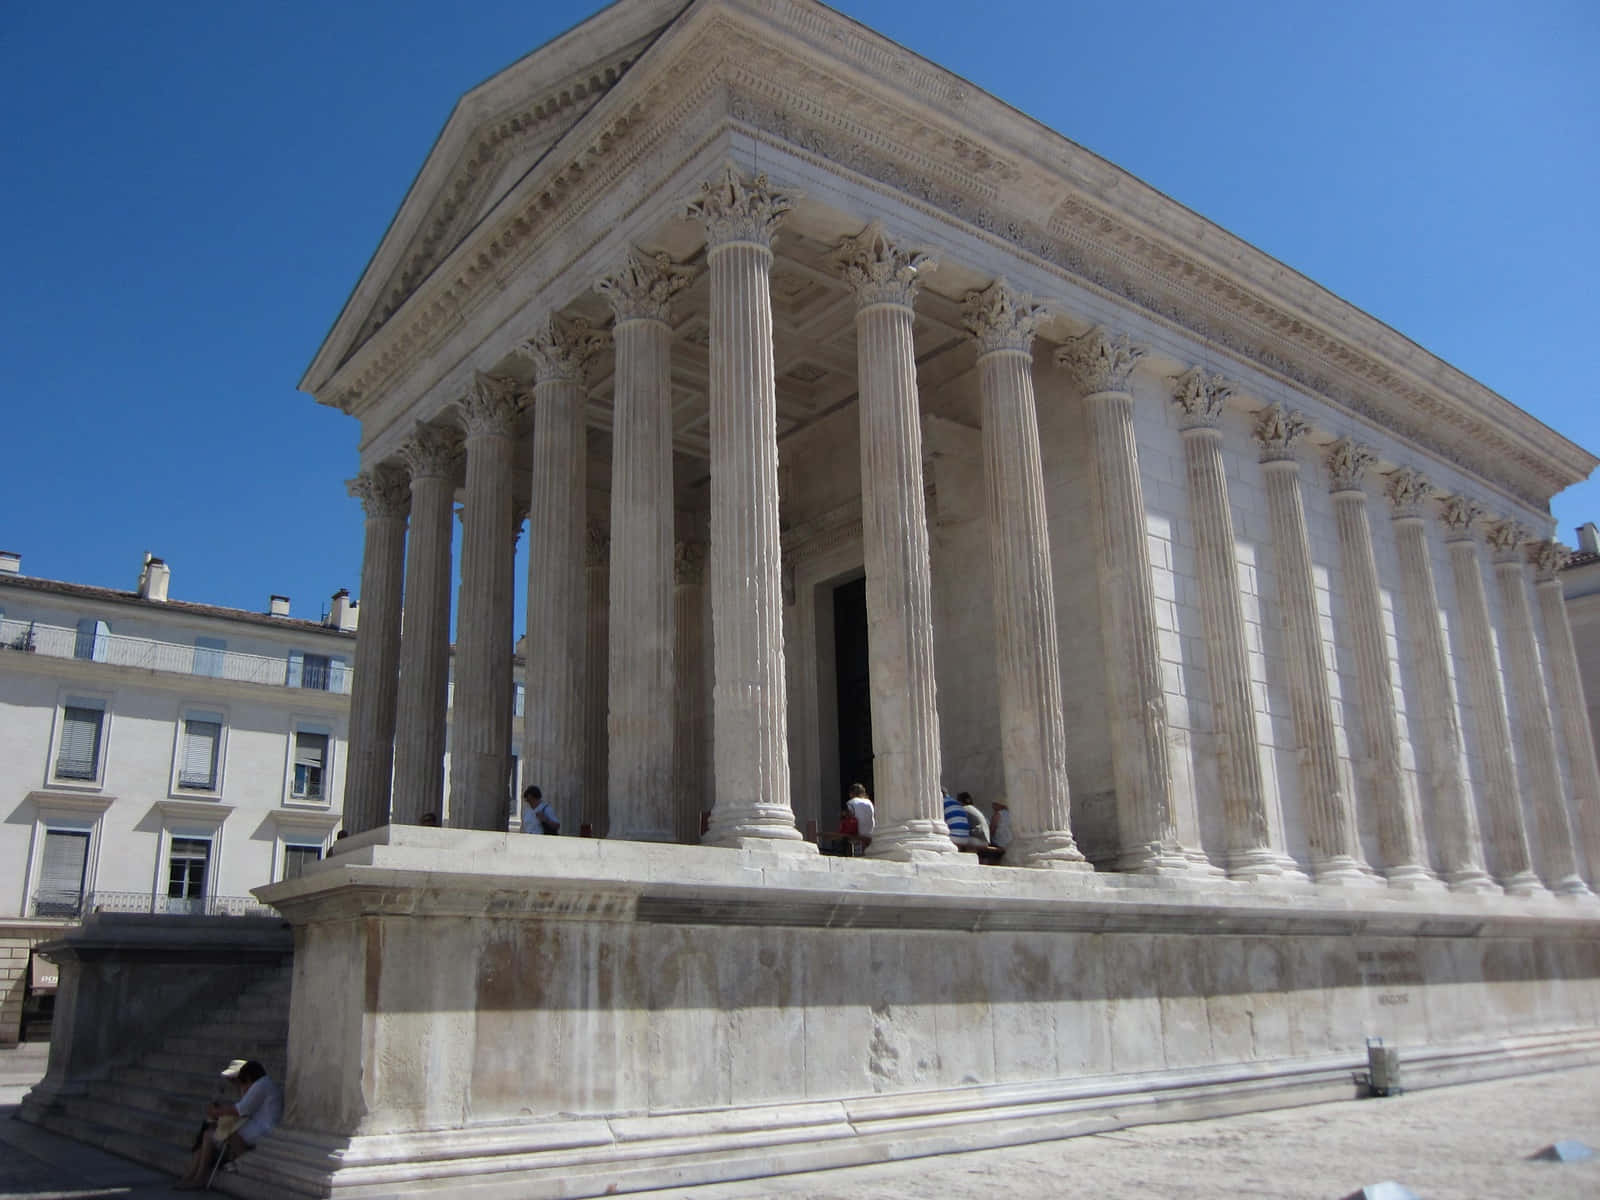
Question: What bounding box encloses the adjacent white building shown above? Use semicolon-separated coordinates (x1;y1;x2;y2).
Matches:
0;550;356;1043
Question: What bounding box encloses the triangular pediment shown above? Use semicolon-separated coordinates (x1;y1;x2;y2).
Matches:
307;0;693;385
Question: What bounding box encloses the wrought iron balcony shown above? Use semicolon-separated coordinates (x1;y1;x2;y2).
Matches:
29;890;280;919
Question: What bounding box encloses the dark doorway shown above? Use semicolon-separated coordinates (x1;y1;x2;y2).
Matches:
833;577;873;801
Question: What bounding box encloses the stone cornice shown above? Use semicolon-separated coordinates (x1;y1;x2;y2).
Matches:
305;0;1593;509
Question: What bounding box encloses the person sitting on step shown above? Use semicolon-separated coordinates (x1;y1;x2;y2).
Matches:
175;1058;283;1189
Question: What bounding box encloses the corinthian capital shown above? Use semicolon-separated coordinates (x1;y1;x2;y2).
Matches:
674;539;707;587
1532;539;1571;582
456;371;523;438
686;165;796;250
1252;404;1309;462
960;279;1043;356
1438;495;1484;540
398;423;463;482
516;314;606;384
1325;438;1377;494
1055;327;1144;395
1170;368;1232;431
347;463;411;519
831;222;936;309
1485;518;1530;563
1383;466;1434;519
595;248;692;323
585;520;610;570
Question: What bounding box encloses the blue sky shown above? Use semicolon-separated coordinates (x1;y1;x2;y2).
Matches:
2;0;1595;629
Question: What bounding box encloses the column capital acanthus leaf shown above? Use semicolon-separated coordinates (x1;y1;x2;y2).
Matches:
595;248;692;323
516;314;607;384
585;520;610;569
960;278;1044;356
1532;538;1571;582
1438;494;1485;540
1055;327;1145;395
1384;466;1435;518
686;164;796;250
398;422;463;481
674;539;708;586
1170;367;1232;431
831;221;936;309
347;463;412;519
1252;403;1309;462
1486;518;1531;562
456;371;524;438
1325;437;1377;494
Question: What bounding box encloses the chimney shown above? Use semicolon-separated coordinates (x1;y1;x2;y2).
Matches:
0;550;18;575
138;554;171;602
268;594;291;618
328;588;359;632
1578;523;1599;555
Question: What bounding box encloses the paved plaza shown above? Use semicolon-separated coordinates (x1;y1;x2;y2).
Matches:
4;1045;1597;1199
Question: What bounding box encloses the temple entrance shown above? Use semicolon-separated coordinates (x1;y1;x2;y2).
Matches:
832;576;873;804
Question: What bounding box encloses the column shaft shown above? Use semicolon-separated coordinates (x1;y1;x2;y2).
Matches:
1058;330;1200;873
450;376;520;830
690;169;803;847
342;468;408;833
584;524;610;835
1491;533;1589;894
519;318;601;833
1534;556;1600;885
1327;448;1435;886
1442;511;1542;893
392;428;460;825
1385;474;1494;890
674;542;710;844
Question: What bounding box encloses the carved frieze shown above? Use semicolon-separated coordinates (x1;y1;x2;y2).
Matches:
961;279;1043;356
832;222;935;309
1056;327;1144;396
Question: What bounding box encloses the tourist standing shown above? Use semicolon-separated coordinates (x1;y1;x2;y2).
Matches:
521;785;560;835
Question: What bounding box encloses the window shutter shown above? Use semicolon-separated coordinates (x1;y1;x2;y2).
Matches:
56;706;103;780
37;830;89;914
283;844;321;880
194;637;225;678
294;732;327;768
328;656;350;693
74;618;104;661
286;651;304;689
179;718;221;788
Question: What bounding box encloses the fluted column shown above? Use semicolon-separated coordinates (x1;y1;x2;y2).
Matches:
392;424;461;825
597;250;690;842
342;465;410;833
1056;329;1203;874
1253;406;1369;883
1488;521;1590;895
674;540;710;844
1440;498;1543;895
830;223;954;861
687;166;804;847
516;316;603;833
958;282;1089;869
1383;468;1496;892
1172;370;1283;878
584;522;611;836
1324;439;1438;888
1533;540;1600;886
447;374;522;830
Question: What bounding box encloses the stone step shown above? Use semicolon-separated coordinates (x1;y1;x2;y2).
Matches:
82;1077;198;1121
141;1047;287;1082
155;1034;288;1063
32;1108;192;1178
63;1092;193;1146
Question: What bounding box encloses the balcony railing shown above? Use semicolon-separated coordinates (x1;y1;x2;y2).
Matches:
0;618;350;694
30;890;279;919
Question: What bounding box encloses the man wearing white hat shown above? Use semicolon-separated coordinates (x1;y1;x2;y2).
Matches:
175;1058;282;1189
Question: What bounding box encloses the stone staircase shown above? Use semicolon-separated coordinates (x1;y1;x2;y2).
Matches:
27;959;291;1178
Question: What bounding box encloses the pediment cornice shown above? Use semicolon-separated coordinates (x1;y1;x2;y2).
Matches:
308;0;1592;509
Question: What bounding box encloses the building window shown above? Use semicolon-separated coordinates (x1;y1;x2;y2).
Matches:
178;715;222;790
282;843;322;880
167;836;210;903
193;636;226;678
55;703;105;781
35;829;90;917
289;651;335;690
73;618;108;662
292;732;329;800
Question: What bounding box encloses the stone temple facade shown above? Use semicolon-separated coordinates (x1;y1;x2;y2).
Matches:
239;1;1600;1195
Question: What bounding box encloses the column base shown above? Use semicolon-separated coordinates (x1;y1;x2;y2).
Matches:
1443;867;1501;895
703;812;807;850
1225;847;1304;881
868;821;960;862
1550;874;1596;899
1013;832;1095;871
1115;842;1212;876
1310;855;1383;887
1501;870;1551;898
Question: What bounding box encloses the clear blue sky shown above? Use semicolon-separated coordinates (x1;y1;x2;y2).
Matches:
2;0;1595;628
